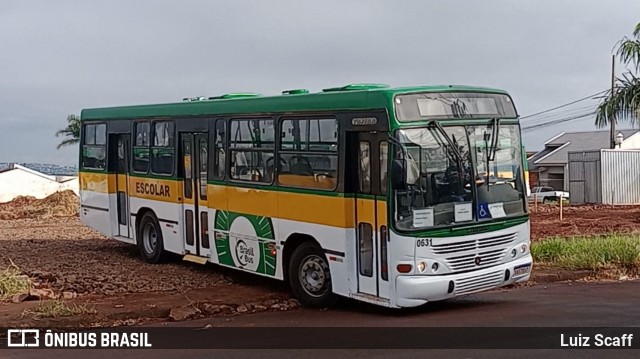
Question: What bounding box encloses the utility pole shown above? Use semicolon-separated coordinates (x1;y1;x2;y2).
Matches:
610;54;616;149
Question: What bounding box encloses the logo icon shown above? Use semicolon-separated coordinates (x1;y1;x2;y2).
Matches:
474;256;482;266
7;329;40;347
234;239;255;267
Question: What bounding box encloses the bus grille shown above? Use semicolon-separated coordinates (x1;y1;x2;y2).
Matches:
445;248;507;271
454;270;504;296
431;232;517;255
431;233;517;272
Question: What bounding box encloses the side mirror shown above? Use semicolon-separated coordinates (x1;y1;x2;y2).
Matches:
391;159;407;190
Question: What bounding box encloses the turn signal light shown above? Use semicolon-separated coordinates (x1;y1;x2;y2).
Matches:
397;264;413;273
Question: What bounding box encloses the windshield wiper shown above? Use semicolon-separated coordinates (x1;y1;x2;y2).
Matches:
429;121;464;162
482;118;501;190
488;117;500;161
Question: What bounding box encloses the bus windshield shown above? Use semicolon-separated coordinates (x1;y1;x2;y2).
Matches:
393;124;525;231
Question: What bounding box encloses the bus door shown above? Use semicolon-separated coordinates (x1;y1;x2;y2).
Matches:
115;134;131;237
180;133;210;259
355;131;390;299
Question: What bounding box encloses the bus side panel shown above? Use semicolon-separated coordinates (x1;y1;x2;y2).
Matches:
276;191;356;297
207;184;228;266
79;172;113;237
276;218;352;297
127;176;183;255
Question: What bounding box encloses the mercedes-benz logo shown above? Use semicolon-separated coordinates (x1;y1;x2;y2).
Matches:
474;256;482;266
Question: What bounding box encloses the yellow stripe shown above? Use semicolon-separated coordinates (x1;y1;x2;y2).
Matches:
79;172;114;193
278;191;355;228
377;200;388;227
128;177;180;203
227;185;279;218
80;173;390;228
356;198;376;225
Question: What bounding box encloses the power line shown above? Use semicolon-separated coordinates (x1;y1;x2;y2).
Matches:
523;103;598;124
520;90;608;120
521;111;596;132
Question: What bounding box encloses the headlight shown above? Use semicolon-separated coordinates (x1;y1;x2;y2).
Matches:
417;261;426;273
520;244;528;253
431;262;439;272
511;249;517;258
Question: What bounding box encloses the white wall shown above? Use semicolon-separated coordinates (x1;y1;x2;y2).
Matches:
0;169;79;203
58;178;79;196
620;132;640;149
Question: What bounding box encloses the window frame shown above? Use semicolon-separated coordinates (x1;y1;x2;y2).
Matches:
150;120;176;177
81;122;107;171
228;117;276;185
132;120;151;174
213;119;227;181
277;116;339;191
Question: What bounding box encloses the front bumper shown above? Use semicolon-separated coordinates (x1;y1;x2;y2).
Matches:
395;255;532;307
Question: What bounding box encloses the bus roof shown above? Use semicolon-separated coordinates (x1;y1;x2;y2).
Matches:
80;84;510;121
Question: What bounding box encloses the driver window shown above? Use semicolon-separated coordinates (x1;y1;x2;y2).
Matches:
278;118;338;190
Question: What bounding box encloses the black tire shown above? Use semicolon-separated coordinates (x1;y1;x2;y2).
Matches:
288;242;337;308
542;197;549;204
137;212;167;264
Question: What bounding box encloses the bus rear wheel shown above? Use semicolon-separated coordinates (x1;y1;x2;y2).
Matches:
137;212;167;264
288;242;337;308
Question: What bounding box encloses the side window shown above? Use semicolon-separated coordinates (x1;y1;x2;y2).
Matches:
199;138;208;200
213;120;226;180
133;122;150;173
278;118;338;190
359;141;371;193
81;123;107;170
183;139;192;199
151;121;175;176
380;142;388;194
229;118;274;183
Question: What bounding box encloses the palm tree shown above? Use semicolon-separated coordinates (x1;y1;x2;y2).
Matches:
55;114;81;149
595;22;640;129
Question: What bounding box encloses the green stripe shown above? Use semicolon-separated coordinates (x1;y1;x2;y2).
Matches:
207;180;352;198
79;169;113;174
394;215;529;238
129;173;180;181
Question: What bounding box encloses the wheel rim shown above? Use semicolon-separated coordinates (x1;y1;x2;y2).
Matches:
299;254;330;297
142;222;158;255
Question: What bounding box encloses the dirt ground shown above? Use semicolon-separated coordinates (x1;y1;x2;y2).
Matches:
530;203;640;241
1;192;640;327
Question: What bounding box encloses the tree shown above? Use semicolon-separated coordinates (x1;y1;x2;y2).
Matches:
55;114;81;149
595;22;640;129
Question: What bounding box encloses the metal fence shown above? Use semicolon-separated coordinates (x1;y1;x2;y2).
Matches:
568;151;601;204
568;150;640;205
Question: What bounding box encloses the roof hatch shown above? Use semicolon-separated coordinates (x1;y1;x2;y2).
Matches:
282;89;309;95
322;83;389;92
208;93;262;100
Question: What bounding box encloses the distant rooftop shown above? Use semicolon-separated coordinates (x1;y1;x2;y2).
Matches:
529;129;639;169
0;162;77;176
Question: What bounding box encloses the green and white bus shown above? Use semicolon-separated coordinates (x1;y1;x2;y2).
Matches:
79;83;532;308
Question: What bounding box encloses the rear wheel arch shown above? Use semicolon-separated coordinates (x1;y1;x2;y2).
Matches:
283;234;337;308
135;209;167;263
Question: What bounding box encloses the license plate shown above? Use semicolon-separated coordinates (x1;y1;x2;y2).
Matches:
513;264;531;276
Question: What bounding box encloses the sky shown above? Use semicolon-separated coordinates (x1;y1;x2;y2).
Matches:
1;0;639;166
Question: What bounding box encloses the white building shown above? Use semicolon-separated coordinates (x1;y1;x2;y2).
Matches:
0;164;79;203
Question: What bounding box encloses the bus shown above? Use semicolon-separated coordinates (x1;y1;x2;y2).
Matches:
79;83;532;308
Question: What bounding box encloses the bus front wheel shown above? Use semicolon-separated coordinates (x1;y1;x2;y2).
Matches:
288;242;337;308
137;212;167;264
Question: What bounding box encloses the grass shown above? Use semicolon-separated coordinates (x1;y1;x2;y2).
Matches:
0;263;31;301
532;234;640;270
23;299;96;318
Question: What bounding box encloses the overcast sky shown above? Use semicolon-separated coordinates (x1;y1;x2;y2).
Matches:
1;0;639;166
